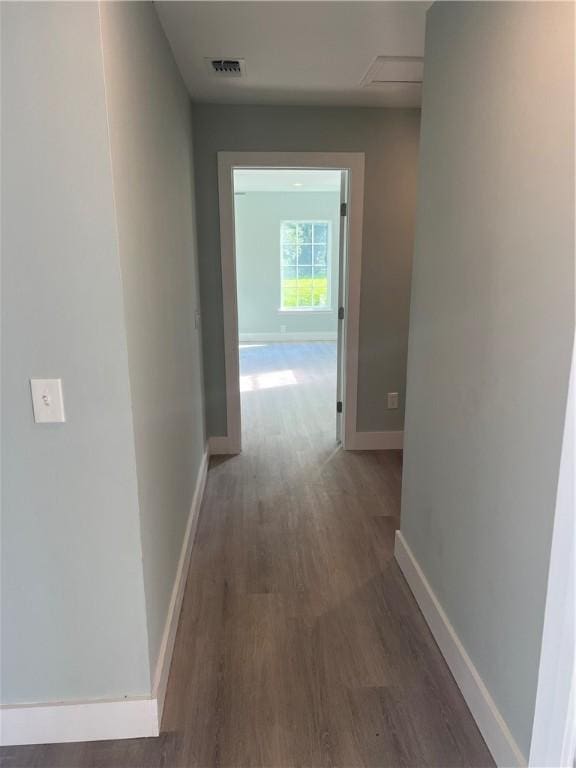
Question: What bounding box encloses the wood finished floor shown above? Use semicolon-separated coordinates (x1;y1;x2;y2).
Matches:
1;343;494;768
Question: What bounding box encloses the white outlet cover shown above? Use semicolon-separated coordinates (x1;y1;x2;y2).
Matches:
387;392;399;409
30;379;66;423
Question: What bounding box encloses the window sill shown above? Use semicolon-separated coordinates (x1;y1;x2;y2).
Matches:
277;308;333;314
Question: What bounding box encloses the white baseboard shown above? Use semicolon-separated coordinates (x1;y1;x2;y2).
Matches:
0;450;210;748
152;448;209;722
347;430;403;450
208;435;240;455
0;697;158;747
239;331;337;342
394;531;525;768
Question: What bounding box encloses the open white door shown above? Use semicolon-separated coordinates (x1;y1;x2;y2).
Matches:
336;170;349;443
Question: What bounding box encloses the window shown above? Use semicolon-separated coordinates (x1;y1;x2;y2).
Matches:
280;221;330;310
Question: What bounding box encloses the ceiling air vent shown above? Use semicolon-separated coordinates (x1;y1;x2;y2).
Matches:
206;58;246;78
361;56;423;87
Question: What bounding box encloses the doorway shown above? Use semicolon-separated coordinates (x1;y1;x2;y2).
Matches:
216;152;364;454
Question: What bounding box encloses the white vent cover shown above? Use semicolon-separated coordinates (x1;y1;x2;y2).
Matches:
205;58;246;78
361;56;423;87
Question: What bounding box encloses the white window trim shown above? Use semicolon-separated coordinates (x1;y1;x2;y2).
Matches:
279;219;332;312
277;308;332;314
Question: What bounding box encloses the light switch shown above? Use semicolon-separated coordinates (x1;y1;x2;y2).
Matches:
30;379;66;423
387;392;399;409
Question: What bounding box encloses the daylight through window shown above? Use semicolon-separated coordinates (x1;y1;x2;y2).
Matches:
280;221;330;310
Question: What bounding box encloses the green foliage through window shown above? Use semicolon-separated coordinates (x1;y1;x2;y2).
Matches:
281;221;330;309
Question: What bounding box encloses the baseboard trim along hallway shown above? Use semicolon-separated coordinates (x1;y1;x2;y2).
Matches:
152;449;209;722
208;436;239;455
348;430;404;450
0;450;210;748
0;698;159;748
394;531;526;768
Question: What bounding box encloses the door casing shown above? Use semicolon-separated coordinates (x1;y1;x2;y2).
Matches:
215;151;365;454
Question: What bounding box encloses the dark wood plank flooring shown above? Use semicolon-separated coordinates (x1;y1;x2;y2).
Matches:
1;342;494;768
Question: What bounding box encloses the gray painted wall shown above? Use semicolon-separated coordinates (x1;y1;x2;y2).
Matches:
235;192;340;336
1;0;206;706
192;106;420;436
100;1;206;680
401;2;574;757
1;2;150;703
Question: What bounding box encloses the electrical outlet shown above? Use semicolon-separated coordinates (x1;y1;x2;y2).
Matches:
387;392;399;409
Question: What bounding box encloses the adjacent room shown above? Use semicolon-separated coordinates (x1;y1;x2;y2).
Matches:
234;169;342;445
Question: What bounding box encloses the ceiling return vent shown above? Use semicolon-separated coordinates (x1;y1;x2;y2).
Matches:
206;58;246;78
361;56;423;87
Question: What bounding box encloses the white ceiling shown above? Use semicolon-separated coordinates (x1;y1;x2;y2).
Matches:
234;169;342;193
155;2;430;108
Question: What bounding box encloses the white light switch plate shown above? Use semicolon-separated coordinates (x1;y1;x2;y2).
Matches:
30;379;66;423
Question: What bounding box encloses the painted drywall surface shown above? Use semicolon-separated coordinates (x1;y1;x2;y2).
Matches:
401;2;574;756
1;2;151;703
235;192;340;336
100;1;206;673
192;106;420;436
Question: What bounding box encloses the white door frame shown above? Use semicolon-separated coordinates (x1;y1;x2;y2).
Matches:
529;338;576;768
216;151;365;454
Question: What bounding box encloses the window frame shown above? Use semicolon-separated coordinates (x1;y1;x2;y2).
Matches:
278;219;332;313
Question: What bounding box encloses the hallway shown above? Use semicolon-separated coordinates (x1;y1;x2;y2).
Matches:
2;342;493;767
161;341;493;765
2;1;573;761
